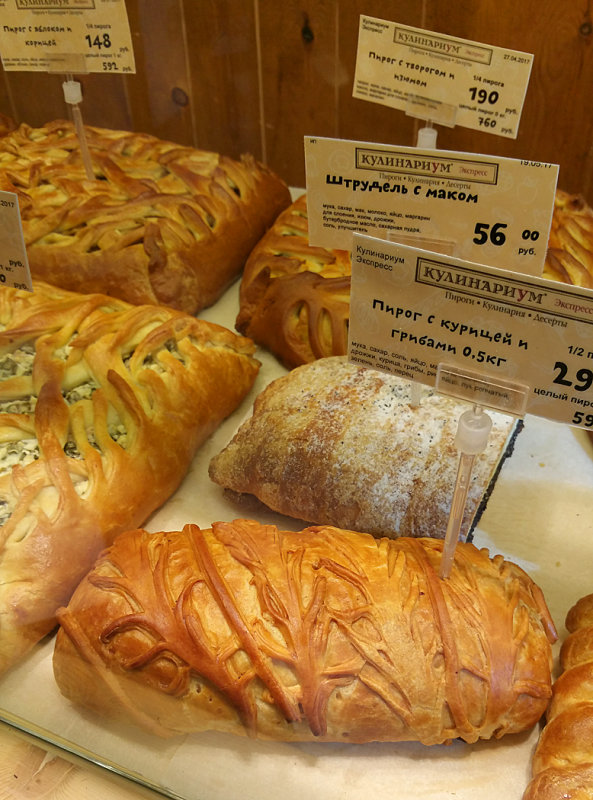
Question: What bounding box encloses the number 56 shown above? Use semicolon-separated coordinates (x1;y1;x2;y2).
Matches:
473;222;507;246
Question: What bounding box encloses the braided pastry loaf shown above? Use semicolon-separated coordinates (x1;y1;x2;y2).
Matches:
0;120;290;314
236;193;350;369
0;282;260;675
53;520;556;744
523;593;593;799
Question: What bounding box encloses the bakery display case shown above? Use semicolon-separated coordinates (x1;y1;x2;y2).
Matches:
1;282;592;800
1;2;593;798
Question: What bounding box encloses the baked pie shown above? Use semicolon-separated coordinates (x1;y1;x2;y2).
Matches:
0;281;260;675
0;120;291;313
523;593;593;799
53;519;556;744
209;356;520;541
236;193;350;369
543;188;593;289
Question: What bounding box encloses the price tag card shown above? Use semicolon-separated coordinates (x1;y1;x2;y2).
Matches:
349;233;593;429
305;136;558;277
353;16;533;137
0;0;135;74
0;191;32;291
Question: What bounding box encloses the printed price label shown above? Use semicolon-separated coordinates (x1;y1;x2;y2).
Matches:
305;136;558;276
353;16;533;137
0;191;32;291
348;233;593;428
0;0;135;74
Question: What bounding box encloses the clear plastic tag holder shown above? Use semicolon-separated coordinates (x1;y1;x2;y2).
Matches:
436;363;530;417
405;95;458;129
434;363;529;579
384;107;459;258
385;229;457;257
403;114;457;397
46;53;94;181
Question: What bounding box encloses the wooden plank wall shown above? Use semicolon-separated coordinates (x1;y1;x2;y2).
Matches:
1;0;593;202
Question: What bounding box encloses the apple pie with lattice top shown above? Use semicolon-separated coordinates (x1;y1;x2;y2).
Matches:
0;120;290;313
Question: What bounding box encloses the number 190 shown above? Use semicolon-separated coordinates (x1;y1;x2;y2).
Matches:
469;87;499;104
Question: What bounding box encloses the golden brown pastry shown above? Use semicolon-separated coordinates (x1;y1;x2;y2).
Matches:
209;356;519;541
236;193;351;369
237;190;593;369
543;190;593;289
523;593;593;799
53;519;556;744
0;120;291;314
0;281;260;675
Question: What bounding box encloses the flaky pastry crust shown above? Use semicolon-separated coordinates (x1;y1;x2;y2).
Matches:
543;190;593;289
0;120;291;313
0;281;260;675
54;520;556;744
236;194;350;368
523;593;593;800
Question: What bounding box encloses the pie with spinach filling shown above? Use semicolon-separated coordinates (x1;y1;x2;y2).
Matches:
0;281;260;675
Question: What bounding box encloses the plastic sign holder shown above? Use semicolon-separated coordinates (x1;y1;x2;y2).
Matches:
435;363;530;417
62;76;94;181
409;98;454;155
434;364;529;577
439;405;492;579
44;53;94;182
406;97;458;131
416;123;438;150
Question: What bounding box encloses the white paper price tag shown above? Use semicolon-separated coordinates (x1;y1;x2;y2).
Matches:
0;0;135;74
0;191;32;291
349;233;593;428
353;16;533;137
305;136;558;277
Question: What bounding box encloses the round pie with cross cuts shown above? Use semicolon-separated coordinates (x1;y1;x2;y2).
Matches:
0;281;260;676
